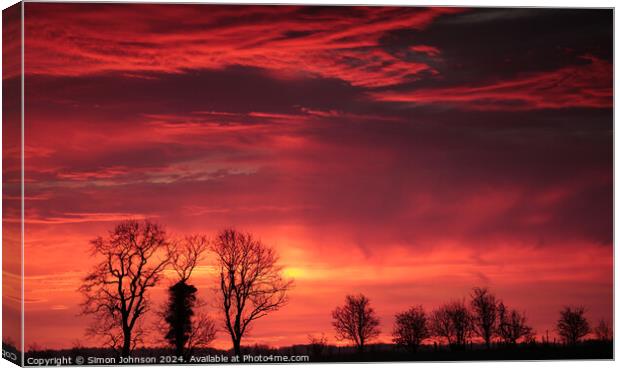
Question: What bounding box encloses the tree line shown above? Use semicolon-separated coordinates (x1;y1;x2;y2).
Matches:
78;219;612;359
330;289;612;354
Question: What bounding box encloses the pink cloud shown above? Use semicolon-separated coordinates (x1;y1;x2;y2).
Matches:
410;44;441;57
24;4;460;87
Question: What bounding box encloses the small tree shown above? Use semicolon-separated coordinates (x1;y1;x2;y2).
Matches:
332;294;381;353
496;302;533;345
594;319;611;342
79;220;171;357
470;287;498;349
431;300;472;350
185;312;218;355
307;333;328;358
557;306;590;345
392;305;430;353
212;229;293;356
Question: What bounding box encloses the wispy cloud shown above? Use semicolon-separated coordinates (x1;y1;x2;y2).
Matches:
371;56;612;110
25;5;460;87
19;212;153;224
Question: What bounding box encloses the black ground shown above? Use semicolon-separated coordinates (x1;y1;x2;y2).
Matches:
9;340;612;365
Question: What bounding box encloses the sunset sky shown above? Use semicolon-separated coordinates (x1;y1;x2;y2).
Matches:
9;3;614;350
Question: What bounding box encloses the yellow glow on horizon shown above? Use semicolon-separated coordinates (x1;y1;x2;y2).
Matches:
283;267;307;279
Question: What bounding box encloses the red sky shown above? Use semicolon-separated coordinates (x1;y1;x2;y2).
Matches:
9;3;614;351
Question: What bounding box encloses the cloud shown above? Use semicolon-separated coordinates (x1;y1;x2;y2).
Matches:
19;212;153;225
24;4;461;87
2;4;22;79
409;44;441;57
371;56;612;110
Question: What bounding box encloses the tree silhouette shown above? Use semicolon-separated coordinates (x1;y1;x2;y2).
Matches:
332;294;381;353
307;333;328;358
185;311;218;354
79;220;171;357
594;319;612;342
431;300;472;350
164;282;198;356
212;229;292;356
496;302;533;345
163;235;215;358
470;287;498;349
557;306;590;345
392;305;429;353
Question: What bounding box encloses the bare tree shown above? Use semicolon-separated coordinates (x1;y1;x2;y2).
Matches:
496;302;533;345
332;294;381;353
79;220;171;357
392;305;430;353
431;300;472;350
185;311;217;355
212;229;293;356
470;287;498;349
163;235;215;358
594;319;612;342
557;306;590;345
307;333;328;358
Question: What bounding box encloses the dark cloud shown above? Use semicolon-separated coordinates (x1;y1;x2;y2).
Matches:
380;8;612;88
26;67;364;119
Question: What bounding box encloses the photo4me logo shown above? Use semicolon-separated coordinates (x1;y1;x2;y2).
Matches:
2;349;17;362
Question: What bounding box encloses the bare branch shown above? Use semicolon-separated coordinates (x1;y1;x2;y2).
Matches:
170;235;209;282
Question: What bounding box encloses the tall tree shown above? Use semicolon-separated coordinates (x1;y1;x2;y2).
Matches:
332;294;381;353
431;300;472;350
212;229;293;356
79;220;171;357
470;287;498;349
163;235;215;358
496;302;533;345
392;305;430;353
557;306;590;345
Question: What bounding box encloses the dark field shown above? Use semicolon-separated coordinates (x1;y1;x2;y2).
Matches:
8;340;612;366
